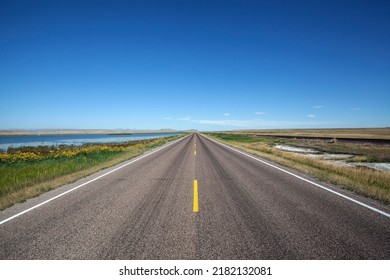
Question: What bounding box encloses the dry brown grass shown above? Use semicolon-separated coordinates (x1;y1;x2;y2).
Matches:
284;140;390;162
235;128;390;140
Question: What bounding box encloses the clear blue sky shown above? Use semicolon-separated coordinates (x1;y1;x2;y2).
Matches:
1;0;389;131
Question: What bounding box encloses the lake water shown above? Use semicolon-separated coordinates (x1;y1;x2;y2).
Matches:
0;133;181;151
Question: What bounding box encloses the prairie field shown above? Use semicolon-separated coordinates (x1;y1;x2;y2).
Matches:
236;128;390;140
206;130;390;204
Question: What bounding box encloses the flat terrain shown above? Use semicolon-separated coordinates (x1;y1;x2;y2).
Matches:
0;129;180;136
233;128;390;140
0;133;389;259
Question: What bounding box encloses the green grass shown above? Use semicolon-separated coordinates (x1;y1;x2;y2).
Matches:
207;133;256;142
0;153;119;197
0;135;184;209
206;132;390;204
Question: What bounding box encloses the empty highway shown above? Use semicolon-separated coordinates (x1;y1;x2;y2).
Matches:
1;133;389;259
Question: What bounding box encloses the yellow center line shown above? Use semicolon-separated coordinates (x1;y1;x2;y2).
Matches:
193;179;199;213
194;150;197;156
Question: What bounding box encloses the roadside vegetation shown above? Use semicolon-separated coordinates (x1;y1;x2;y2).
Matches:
206;132;390;204
0;135;184;210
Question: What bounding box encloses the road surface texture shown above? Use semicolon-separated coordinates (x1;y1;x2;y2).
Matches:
1;133;389;259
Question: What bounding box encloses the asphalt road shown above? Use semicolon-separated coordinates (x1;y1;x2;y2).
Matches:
1;133;389;259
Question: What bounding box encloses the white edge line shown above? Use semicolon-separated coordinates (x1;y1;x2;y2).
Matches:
202;134;390;219
0;134;191;225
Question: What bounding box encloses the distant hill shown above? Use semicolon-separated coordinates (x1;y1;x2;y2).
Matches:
0;129;181;136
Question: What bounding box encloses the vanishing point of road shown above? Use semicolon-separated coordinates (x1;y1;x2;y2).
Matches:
1;133;389;259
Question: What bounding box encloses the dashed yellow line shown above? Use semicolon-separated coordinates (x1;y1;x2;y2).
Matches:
193;137;198;213
193;180;199;213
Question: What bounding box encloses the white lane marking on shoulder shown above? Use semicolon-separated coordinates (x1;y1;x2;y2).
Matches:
202;135;390;219
0;135;191;225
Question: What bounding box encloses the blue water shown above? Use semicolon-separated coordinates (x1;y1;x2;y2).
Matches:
0;133;181;151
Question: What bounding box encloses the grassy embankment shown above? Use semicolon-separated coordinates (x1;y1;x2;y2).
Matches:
206;131;390;204
0;135;184;210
